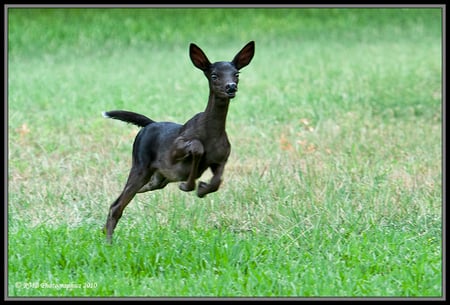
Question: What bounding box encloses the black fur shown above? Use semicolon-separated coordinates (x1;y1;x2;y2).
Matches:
103;41;255;242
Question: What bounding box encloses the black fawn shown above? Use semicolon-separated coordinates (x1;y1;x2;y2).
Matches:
103;41;255;242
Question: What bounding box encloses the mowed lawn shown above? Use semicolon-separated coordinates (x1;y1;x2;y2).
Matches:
7;7;442;298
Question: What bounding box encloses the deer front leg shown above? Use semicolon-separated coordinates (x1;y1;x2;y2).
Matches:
171;137;204;192
197;163;225;198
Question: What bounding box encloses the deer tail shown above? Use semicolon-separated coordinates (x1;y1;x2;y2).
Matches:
102;110;155;127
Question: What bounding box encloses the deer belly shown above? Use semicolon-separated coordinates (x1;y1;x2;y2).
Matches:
158;162;191;182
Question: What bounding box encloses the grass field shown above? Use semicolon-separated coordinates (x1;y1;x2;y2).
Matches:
7;7;443;298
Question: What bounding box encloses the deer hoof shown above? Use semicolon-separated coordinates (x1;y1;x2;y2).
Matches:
179;182;195;192
197;181;209;198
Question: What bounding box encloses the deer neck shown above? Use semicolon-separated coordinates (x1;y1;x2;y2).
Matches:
203;92;230;135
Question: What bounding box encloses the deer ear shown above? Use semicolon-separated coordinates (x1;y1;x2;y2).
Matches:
190;43;211;71
231;41;255;70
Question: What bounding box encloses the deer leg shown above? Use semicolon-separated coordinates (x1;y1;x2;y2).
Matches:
104;167;151;243
137;172;169;193
171;137;190;162
197;163;225;198
177;139;204;192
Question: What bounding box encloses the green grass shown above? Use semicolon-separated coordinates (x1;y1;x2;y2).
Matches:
7;7;442;298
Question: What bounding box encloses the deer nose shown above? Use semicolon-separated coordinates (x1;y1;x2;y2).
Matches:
226;83;237;93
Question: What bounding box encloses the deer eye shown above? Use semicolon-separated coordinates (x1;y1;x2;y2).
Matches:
211;74;218;81
235;73;240;78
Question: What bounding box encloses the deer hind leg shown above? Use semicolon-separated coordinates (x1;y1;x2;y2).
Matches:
137;172;169;193
104;166;152;242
